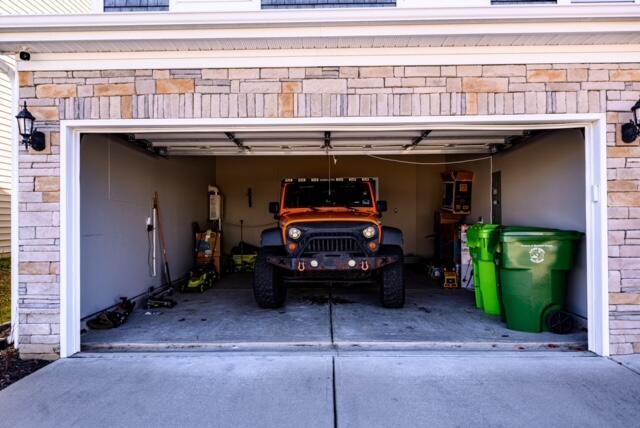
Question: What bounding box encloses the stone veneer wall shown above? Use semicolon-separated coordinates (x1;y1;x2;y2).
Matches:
17;64;640;358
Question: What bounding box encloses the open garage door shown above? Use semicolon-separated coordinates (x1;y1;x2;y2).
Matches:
58;117;608;357
136;129;517;156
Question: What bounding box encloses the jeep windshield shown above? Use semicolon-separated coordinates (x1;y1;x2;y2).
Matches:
283;181;374;209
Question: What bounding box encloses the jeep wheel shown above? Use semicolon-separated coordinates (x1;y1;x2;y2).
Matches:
379;245;405;308
253;247;286;308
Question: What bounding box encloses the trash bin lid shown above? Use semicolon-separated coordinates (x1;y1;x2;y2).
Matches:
501;226;583;242
467;224;500;247
477;224;501;238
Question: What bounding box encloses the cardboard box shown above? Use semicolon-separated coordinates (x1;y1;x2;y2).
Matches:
212;255;221;275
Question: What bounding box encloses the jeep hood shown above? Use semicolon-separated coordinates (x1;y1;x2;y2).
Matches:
280;209;381;226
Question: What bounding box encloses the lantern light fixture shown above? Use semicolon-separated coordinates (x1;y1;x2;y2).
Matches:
15;102;45;151
621;99;640;144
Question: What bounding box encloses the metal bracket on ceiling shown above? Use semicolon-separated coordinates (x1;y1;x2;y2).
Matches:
499;130;545;154
403;130;432;151
225;132;250;152
323;131;332;150
117;134;167;157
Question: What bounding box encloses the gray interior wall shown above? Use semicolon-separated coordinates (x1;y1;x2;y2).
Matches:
492;129;587;318
80;134;215;318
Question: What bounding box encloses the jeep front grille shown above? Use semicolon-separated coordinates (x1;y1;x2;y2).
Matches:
304;237;360;254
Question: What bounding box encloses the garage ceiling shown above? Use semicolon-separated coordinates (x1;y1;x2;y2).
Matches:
133;129;522;156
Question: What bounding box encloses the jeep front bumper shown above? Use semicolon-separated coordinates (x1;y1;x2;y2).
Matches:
266;253;400;272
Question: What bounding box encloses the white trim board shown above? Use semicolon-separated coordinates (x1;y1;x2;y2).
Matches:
58;114;609;358
18;45;640;71
3;6;640;58
2;4;640;30
2;56;18;347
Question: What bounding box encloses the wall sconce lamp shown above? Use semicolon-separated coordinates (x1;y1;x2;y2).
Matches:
621;99;640;144
15;102;45;151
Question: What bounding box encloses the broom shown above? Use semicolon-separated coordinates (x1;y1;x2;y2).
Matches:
153;192;173;289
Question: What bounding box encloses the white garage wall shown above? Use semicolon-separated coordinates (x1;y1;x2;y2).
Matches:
456;129;587;318
493;129;587;319
214;155;443;258
80;134;215;318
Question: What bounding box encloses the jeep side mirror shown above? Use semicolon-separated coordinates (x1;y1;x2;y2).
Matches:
377;200;388;213
268;202;280;218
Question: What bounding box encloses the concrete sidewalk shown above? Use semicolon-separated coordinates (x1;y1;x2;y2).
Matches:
0;353;334;428
1;352;639;428
336;352;640;428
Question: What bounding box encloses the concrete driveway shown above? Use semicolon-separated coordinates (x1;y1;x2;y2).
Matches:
0;352;639;428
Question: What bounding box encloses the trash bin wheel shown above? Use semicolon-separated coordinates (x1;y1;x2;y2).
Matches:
546;310;573;335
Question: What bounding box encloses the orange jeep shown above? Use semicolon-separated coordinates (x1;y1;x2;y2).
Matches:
253;177;404;308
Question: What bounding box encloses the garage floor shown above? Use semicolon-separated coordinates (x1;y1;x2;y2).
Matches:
82;270;588;352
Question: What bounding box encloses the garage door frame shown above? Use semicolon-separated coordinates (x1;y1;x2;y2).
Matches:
57;114;609;357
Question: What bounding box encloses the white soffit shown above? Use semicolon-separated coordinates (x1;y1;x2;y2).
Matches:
133;128;524;156
6;33;640;54
1;5;640;56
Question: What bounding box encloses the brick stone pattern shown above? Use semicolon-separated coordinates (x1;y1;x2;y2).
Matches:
17;64;640;358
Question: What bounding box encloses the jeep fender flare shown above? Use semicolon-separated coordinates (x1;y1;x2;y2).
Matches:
260;227;284;247
382;226;404;247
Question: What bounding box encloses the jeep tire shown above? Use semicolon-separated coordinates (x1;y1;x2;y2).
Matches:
253;247;286;308
379;245;405;308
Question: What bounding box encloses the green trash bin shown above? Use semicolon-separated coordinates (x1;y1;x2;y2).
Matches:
498;227;583;333
467;224;502;316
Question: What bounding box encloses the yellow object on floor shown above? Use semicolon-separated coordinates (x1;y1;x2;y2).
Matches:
233;254;257;272
444;271;459;288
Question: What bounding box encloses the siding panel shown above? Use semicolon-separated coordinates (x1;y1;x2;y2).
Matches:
0;66;11;253
0;0;91;14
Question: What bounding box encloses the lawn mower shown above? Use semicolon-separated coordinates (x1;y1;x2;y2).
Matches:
181;265;217;293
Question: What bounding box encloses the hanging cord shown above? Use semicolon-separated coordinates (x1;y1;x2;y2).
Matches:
489;155;494;223
327;148;332;196
223;220;277;228
366;154;494;166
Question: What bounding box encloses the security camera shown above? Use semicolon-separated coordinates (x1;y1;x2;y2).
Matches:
19;51;30;61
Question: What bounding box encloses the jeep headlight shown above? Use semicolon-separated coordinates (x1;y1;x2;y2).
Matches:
362;226;376;239
288;227;302;240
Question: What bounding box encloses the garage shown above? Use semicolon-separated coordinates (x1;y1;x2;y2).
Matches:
59;117;605;354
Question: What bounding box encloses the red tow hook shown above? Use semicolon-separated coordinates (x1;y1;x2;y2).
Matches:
297;261;306;272
361;260;369;271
